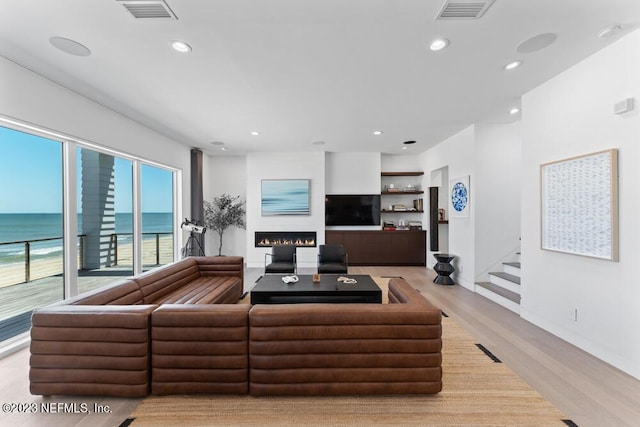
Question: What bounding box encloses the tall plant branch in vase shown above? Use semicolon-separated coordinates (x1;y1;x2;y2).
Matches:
203;194;246;256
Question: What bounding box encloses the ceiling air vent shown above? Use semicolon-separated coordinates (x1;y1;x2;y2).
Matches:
436;0;496;20
117;0;178;20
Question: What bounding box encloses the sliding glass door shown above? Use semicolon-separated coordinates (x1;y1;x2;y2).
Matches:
76;147;135;293
141;164;175;270
0;126;64;341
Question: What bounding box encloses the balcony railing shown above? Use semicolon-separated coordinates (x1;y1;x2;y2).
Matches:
0;232;173;287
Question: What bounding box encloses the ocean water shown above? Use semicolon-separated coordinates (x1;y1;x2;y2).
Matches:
0;213;173;265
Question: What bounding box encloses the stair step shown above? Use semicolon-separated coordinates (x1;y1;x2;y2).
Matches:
475;281;521;304
503;262;521;269
489;271;520;285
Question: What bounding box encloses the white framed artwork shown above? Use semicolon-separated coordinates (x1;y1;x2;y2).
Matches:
540;149;618;261
449;175;470;218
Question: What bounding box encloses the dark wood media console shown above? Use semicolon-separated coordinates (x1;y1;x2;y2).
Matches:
325;230;426;266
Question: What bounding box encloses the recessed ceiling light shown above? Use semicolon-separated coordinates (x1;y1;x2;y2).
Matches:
49;37;91;56
312;141;326;146
402;146;408;150
373;131;383;135
597;24;622;39
220;146;228;151
429;38;450;51
250;131;260;136
504;60;523;71
170;40;191;53
509;107;520;115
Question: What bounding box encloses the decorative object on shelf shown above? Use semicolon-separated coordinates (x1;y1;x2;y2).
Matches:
384;183;400;192
408;221;422;230
203;194;246;256
541;149;618;261
261;179;310;216
383;220;396;230
449;175;470;218
438;208;445;221
433;253;455;285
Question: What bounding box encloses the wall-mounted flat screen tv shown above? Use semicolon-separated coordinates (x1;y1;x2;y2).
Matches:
325;194;381;226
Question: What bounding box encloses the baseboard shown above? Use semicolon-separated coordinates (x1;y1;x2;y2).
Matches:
0;332;29;360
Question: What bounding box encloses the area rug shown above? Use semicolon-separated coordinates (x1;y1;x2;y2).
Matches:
129;282;570;426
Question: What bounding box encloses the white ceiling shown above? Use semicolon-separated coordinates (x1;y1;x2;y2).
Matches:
1;0;639;156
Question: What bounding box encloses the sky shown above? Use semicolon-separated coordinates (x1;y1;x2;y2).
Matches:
0;126;173;213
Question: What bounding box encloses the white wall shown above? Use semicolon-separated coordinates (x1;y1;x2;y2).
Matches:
205;156;247;257
474;121;522;279
325;152;380;194
521;29;640;379
420;126;476;289
0;57;190;172
381;154;422;172
245;152;325;268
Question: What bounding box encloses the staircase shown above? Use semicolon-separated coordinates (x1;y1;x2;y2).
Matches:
475;261;521;314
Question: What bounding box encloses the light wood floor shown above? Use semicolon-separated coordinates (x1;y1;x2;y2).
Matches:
1;266;639;426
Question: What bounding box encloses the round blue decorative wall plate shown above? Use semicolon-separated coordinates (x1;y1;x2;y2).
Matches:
451;182;468;212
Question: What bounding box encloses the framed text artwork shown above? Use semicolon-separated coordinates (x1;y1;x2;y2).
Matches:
449;175;470;218
540;149;618;261
261;179;311;216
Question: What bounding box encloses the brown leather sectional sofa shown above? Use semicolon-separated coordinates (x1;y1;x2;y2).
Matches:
30;257;442;397
30;256;246;397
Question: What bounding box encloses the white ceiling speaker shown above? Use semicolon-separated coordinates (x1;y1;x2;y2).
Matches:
517;33;558;54
49;37;91;56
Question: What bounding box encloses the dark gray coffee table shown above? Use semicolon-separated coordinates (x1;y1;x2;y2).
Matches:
250;274;382;304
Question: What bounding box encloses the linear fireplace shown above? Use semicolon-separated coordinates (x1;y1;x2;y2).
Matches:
255;231;317;248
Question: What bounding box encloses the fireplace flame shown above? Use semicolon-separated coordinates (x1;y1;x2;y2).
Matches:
257;238;315;247
255;231;317;247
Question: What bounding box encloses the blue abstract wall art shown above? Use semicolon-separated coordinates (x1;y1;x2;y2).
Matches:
261;179;310;216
